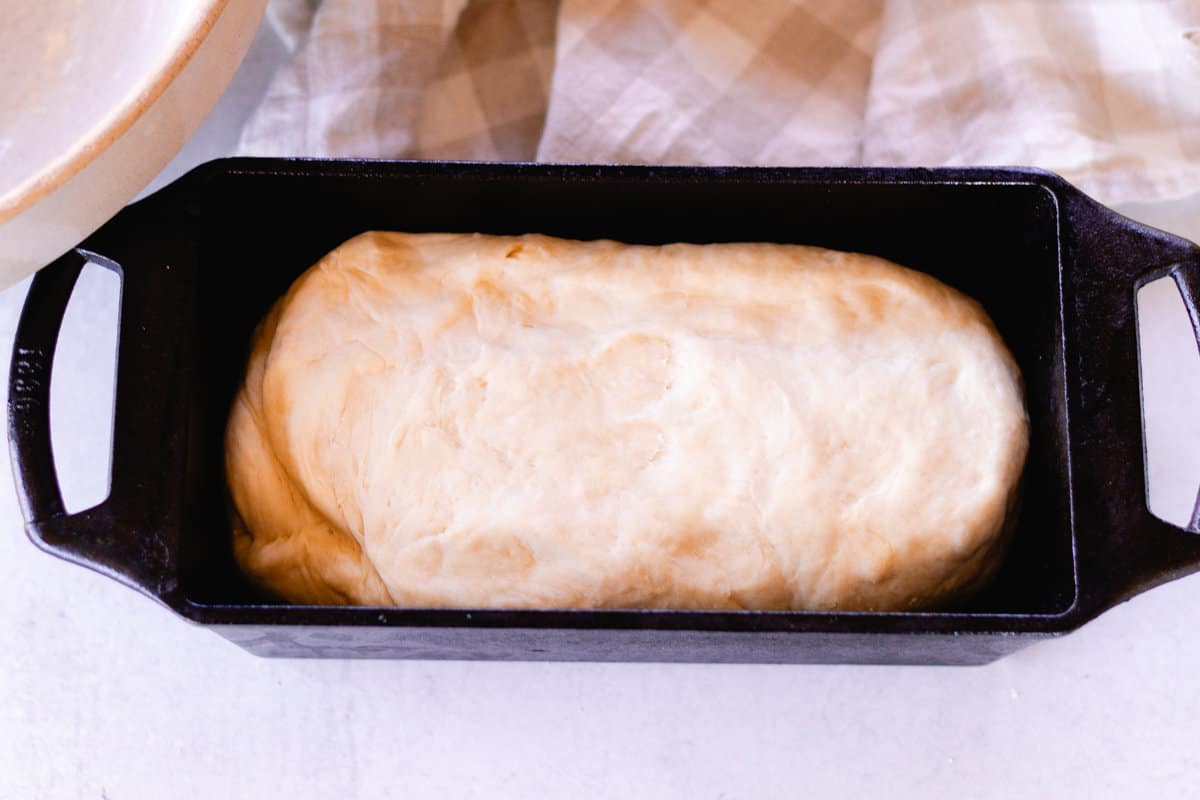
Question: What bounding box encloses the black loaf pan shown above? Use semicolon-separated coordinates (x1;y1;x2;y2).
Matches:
10;159;1200;665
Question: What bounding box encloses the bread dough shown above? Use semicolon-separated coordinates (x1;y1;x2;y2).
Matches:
225;232;1028;611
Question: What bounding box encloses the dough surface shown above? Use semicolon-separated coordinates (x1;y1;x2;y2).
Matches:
225;232;1028;610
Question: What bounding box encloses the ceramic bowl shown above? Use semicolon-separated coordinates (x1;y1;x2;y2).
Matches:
0;0;267;288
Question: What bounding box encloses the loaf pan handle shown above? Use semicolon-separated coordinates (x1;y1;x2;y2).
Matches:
1042;180;1200;618
1166;258;1200;531
8;248;175;598
8;250;87;523
8;199;195;602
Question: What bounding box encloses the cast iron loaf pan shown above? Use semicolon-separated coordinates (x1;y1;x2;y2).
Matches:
9;159;1200;665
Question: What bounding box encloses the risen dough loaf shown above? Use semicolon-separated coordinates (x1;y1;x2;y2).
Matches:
226;232;1028;611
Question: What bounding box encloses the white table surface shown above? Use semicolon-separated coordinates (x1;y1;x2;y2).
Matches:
5;24;1200;800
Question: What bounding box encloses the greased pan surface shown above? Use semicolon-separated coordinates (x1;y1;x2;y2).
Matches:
10;159;1200;664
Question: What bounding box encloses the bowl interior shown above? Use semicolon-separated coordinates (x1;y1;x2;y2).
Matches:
0;1;222;219
180;166;1075;616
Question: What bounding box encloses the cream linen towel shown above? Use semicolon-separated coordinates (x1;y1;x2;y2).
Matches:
239;0;1200;204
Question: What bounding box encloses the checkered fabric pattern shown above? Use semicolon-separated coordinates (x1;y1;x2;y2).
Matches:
239;0;1200;204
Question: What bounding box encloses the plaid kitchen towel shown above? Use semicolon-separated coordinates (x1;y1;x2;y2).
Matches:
239;0;1200;204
